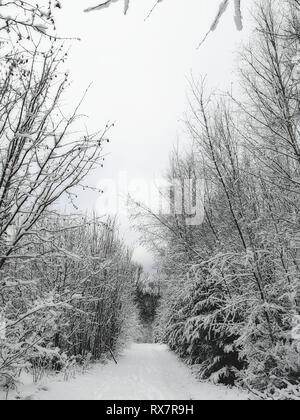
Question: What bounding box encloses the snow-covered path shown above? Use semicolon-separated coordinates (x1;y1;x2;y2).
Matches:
16;344;249;400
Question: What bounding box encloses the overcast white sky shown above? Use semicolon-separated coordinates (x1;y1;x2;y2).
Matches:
55;0;253;270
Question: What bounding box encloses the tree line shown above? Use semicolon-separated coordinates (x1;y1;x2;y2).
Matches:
0;0;139;394
133;0;300;400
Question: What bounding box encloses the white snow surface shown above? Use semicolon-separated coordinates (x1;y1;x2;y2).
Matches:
8;344;250;400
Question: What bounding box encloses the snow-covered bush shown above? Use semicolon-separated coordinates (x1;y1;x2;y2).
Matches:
0;215;139;387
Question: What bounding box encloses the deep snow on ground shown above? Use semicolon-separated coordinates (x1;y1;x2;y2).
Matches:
6;344;250;400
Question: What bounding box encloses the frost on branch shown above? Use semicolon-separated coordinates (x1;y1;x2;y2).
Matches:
211;0;243;32
83;0;243;31
0;0;58;41
84;0;131;14
198;0;243;47
210;0;230;32
234;0;243;31
84;1;243;48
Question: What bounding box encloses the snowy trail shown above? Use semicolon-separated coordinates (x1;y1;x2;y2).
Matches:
18;344;249;400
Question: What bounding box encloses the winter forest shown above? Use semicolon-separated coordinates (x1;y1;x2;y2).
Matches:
0;0;300;402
